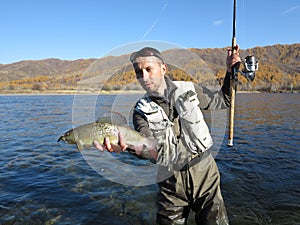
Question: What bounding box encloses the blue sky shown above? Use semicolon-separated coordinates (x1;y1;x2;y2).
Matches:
1;0;299;64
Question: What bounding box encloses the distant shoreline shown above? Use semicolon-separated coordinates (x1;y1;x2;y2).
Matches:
0;90;146;96
0;90;298;96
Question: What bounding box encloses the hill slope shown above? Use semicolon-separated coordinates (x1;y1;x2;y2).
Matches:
0;43;299;93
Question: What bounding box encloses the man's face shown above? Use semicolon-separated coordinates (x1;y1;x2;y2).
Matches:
133;56;167;95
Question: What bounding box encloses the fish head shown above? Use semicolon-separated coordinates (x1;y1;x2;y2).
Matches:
57;129;76;144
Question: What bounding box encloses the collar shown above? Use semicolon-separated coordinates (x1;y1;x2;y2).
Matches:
145;76;177;103
164;76;177;101
144;76;178;121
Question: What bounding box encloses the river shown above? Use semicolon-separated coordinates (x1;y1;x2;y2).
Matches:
0;93;299;225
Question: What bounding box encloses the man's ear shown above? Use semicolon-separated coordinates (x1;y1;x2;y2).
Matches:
161;63;167;75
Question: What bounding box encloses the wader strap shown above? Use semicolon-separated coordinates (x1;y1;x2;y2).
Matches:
175;151;211;171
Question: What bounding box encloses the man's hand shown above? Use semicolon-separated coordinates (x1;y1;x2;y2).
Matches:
93;132;128;153
93;131;159;160
226;44;242;73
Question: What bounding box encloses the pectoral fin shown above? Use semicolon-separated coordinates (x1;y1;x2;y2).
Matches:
76;141;84;151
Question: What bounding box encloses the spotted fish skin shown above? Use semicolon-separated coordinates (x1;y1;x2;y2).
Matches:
58;122;157;151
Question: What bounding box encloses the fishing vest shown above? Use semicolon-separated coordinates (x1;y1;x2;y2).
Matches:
135;81;213;166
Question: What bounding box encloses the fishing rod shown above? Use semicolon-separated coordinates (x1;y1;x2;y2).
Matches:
227;0;258;147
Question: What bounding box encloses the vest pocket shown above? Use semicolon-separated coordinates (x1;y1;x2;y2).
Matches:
178;91;202;121
177;91;213;153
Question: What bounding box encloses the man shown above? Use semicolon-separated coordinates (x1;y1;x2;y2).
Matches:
94;46;241;225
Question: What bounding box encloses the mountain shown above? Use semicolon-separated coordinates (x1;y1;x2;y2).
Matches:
0;43;299;93
0;58;95;81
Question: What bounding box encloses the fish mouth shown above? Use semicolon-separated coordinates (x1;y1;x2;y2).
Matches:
57;132;76;144
58;130;72;143
57;135;64;142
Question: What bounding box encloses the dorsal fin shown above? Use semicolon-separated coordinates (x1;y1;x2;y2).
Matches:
96;111;127;125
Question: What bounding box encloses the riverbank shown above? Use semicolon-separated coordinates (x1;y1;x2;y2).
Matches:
0;90;146;96
1;89;299;95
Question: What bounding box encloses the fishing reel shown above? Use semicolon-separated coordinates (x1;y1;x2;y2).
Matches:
237;55;258;81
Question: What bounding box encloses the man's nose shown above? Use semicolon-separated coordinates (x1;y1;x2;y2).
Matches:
141;70;149;80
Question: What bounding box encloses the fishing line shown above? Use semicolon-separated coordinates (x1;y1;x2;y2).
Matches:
141;0;168;40
242;0;245;41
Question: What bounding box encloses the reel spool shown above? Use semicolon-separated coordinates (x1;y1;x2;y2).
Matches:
238;55;258;81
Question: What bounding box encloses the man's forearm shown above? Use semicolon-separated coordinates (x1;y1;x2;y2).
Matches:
221;72;232;107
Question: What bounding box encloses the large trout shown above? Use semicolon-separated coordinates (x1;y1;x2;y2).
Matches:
58;122;157;152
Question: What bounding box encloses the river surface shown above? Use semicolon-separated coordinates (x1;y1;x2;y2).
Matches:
0;93;299;225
